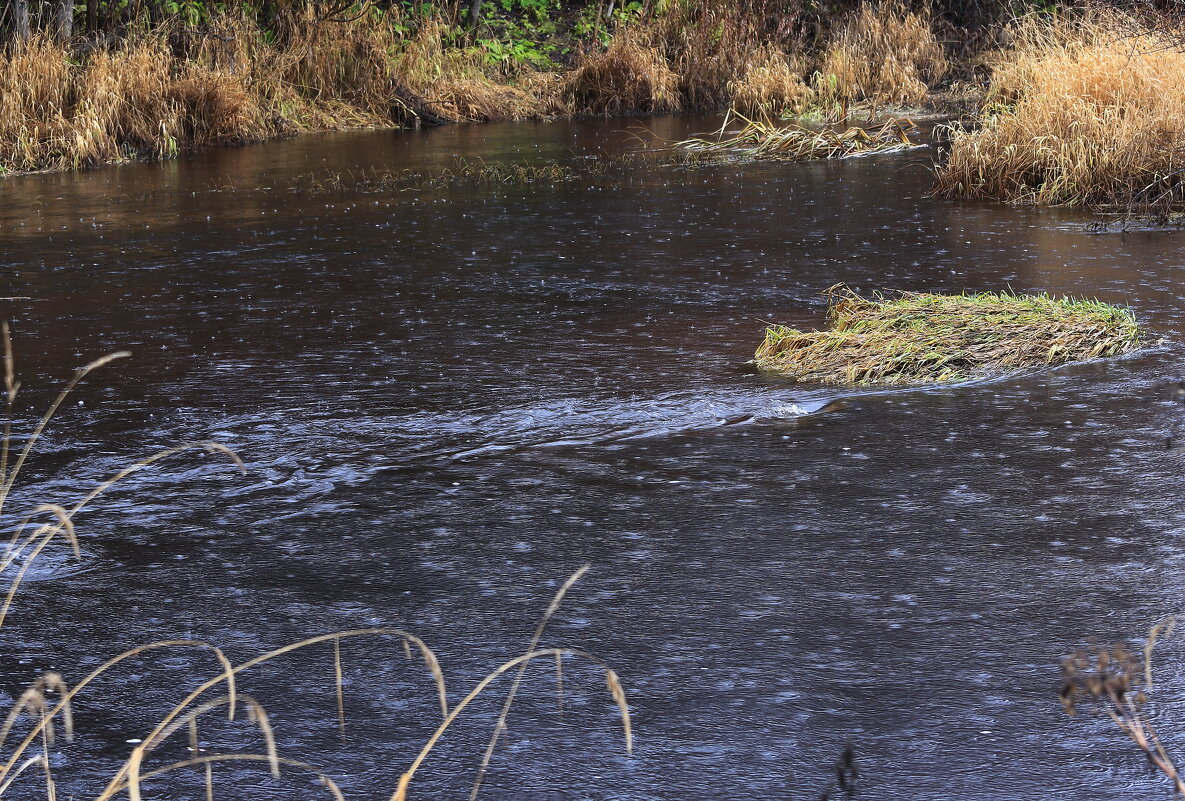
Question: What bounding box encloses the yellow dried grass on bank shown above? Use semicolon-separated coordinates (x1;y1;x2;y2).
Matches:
565;27;680;116
0;34;264;171
0;9;556;173
729;47;812;118
935;9;1185;208
657;0;764;111
0;0;959;174
395;17;540;122
814;1;948;108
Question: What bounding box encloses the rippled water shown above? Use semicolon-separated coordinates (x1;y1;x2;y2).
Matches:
1;116;1185;800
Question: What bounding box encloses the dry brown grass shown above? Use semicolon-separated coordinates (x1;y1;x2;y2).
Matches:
0;8;562;173
657;0;768;112
813;1;948;109
729;46;813;118
934;9;1185;209
395;17;542;123
565;27;680;116
1061;617;1185;795
676;114;920;163
0;1;962;172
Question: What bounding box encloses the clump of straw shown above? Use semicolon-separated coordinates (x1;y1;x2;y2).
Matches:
753;284;1142;386
674;113;919;163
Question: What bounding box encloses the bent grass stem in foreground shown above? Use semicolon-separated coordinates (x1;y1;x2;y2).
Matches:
0;333;633;800
470;562;591;800
392;646;632;801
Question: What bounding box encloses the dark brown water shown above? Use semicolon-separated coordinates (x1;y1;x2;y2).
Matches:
1;117;1184;800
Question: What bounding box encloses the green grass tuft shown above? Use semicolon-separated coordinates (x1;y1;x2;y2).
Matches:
752;284;1143;386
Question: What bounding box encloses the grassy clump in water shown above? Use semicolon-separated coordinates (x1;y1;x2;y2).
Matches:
674;114;920;163
753;285;1142;386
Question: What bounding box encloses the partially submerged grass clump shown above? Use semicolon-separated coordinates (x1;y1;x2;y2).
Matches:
934;9;1185;210
753;285;1142;386
675;114;919;163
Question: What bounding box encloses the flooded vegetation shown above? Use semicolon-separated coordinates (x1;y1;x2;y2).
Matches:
936;7;1185;217
0;0;951;174
675;116;921;163
753;286;1143;385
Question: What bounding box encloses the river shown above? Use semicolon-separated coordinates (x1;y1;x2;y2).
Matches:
0;116;1183;800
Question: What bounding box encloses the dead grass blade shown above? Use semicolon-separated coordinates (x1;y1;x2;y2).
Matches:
0;640;235;775
675;114;920;163
393;646;630;801
0;756;45;797
470;563;590;800
114;754;346;801
94;629;444;801
334;637;346;738
0;349;130;521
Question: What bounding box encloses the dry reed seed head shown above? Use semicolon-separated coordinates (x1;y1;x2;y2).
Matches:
27;504;79;558
245;698;280;778
0;684;54;749
1060;643;1145;715
416;643;448;718
604;669;632;754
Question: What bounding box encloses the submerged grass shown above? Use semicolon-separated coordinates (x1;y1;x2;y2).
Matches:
292;158;579;193
753;284;1142;386
675;113;920;163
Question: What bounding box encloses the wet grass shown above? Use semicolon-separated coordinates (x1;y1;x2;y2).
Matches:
752;284;1142;386
0;331;632;800
674;114;921;163
0;0;958;174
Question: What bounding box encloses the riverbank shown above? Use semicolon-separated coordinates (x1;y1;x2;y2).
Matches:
6;0;1185;221
0;0;953;174
935;7;1185;215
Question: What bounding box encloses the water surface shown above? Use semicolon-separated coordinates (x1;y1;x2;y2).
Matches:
0;117;1184;800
